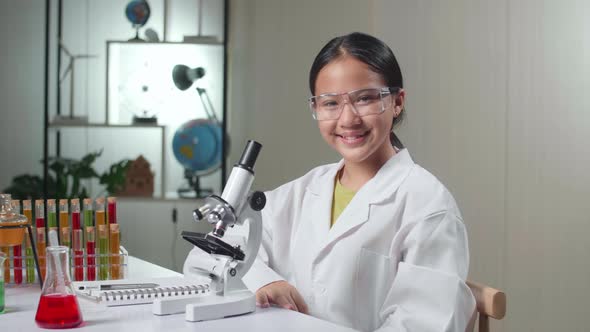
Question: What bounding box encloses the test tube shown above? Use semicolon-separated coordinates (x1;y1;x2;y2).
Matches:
47;199;57;240
23;200;34;283
70;199;83;281
97;224;108;280
95;198;105;226
83;199;95;281
10;200;23;284
71;199;81;229
107;197;117;224
1;199;11;283
35;199;46;281
1;247;8;283
95;198;107;280
59;199;70;247
109;224;121;279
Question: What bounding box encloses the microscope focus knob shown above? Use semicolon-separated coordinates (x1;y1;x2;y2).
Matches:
249;191;266;211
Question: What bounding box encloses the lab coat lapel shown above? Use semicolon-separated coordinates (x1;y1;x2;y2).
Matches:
303;161;342;254
314;149;415;258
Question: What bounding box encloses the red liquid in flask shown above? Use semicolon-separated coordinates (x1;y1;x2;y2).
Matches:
35;294;83;329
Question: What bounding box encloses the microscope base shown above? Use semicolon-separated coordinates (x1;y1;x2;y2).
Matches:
185;290;255;322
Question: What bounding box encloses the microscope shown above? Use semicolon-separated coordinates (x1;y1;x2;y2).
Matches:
153;140;266;321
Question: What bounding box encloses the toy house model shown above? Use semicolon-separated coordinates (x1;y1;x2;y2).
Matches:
119;155;154;197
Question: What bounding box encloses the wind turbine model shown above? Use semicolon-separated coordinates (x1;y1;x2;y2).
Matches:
54;41;98;124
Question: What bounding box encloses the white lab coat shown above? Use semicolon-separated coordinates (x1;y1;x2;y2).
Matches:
185;149;476;331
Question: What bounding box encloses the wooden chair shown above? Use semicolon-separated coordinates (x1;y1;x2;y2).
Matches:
466;280;506;332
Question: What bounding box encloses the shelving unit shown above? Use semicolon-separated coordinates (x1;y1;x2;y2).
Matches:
42;0;229;200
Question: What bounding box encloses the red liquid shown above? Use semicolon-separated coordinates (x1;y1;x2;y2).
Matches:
86;242;96;281
13;245;22;284
72;212;81;229
107;202;116;224
74;249;84;281
36;217;45;228
35;294;83;329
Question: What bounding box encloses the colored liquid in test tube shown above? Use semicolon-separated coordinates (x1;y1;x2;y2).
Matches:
10;200;23;284
24;229;35;283
0;251;5;313
0;276;4;313
96;198;107;279
98;225;108;280
34;200;46;281
0;247;8;284
108;197;120;279
95;198;105;226
107;197;117;224
23;200;35;283
109;224;121;279
46;199;57;239
85;227;96;281
83;199;95;281
59;199;70;247
70;199;83;281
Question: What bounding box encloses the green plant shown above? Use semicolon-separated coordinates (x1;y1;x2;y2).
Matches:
99;159;131;195
3;150;131;200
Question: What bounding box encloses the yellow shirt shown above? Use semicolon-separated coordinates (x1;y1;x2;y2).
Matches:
331;172;357;227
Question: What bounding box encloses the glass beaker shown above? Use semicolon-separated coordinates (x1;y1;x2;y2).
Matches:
0;193;28;247
0;251;5;313
35;246;83;329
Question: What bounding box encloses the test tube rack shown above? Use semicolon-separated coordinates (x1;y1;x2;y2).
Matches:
2;246;129;285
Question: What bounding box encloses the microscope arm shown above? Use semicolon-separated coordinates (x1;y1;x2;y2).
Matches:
232;205;262;280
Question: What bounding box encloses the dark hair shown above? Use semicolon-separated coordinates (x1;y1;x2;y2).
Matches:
309;32;405;148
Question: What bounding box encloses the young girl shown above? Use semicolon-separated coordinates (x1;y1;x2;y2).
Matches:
186;32;476;331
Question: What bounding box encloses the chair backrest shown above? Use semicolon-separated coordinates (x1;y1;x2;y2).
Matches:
466;280;506;332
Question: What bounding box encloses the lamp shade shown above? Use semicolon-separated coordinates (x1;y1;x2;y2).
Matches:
172;65;205;91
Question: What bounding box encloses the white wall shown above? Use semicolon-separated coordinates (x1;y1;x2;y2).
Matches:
373;1;509;330
230;1;590;331
227;0;373;190
504;1;590;330
374;1;590;331
0;0;45;190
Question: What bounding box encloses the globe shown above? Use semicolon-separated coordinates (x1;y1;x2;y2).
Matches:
172;119;222;174
125;0;151;27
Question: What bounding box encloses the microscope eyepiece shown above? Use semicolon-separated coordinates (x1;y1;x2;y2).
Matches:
236;140;262;173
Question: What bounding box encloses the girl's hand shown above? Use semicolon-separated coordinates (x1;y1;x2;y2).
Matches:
256;280;309;314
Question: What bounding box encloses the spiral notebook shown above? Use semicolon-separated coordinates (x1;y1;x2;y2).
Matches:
73;276;211;307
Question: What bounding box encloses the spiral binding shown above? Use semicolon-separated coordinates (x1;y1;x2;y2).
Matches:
100;284;210;302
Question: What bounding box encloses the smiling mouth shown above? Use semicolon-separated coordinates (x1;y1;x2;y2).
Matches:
336;131;370;142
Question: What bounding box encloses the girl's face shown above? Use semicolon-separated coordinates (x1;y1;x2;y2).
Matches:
314;56;403;165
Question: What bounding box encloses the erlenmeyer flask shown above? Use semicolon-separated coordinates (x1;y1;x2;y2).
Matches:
35;246;83;329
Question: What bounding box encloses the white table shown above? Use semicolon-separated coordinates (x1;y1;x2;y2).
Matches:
2;257;356;331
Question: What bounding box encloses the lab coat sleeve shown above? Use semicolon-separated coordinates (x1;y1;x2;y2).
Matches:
242;196;286;292
375;210;476;332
